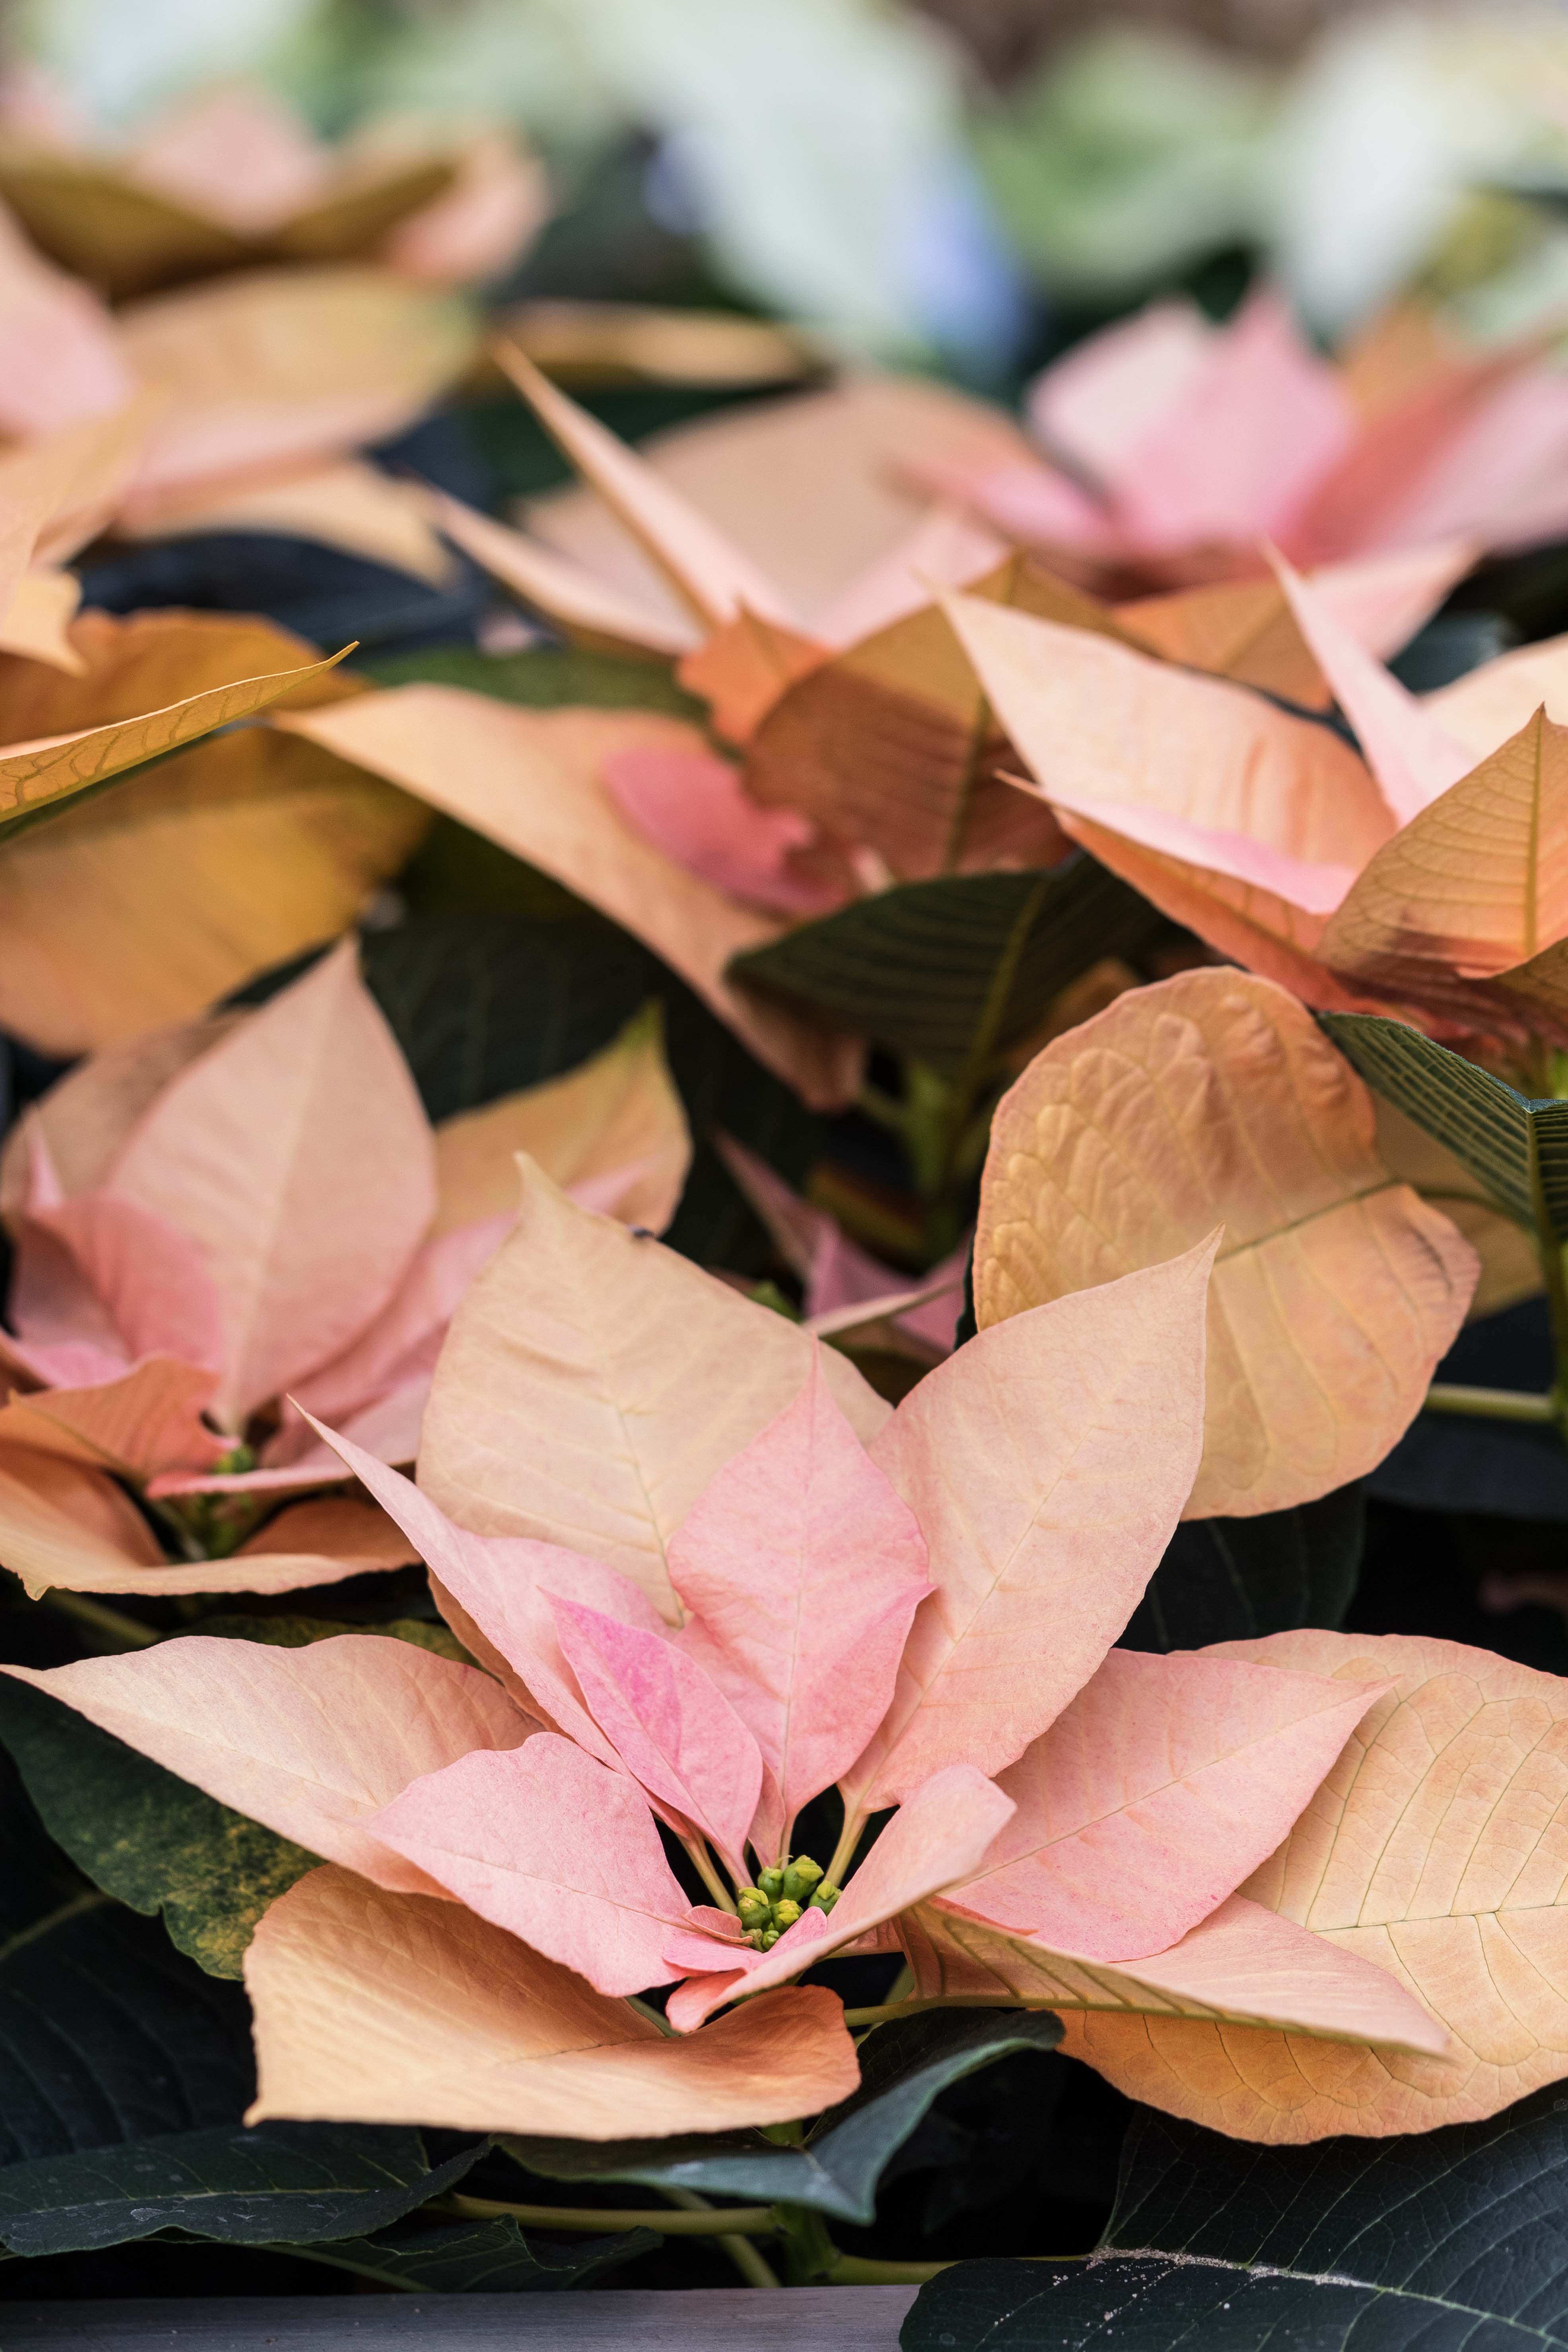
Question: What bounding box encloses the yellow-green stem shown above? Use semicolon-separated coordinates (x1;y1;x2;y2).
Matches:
39;1589;159;1650
683;1836;738;1913
662;2187;781;2289
441;2193;776;2238
1423;1382;1556;1424
828;2255;955;2284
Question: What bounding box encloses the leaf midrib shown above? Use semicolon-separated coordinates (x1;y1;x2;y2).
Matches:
1086;2244;1562;2340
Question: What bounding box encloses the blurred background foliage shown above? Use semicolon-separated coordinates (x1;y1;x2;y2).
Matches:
13;0;1568;383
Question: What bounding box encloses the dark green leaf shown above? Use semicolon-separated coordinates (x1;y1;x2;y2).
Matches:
0;1896;254;2167
363;641;702;721
1322;1011;1564;1237
730;862;1160;1079
506;2010;1062;2226
280;2212;656;2292
1120;1484;1364;1652
360;916;657;1124
0;2121;483;2257
902;2086;1568;2351
1388;610;1515;694
0;1676;314;1979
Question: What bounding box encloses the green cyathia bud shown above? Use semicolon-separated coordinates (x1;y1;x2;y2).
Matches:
759;1925;781;1949
757;1865;785;1901
213;1443;256;1476
736;1888;771;1929
810;1882;841;1913
781;1857;823;1904
772;1898;802;1929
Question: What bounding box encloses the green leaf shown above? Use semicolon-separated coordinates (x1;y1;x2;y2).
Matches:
0;1895;254;2167
901;2085;1568;2350
1322;1011;1566;1238
0;2122;483;2257
279;2212;657;2292
363;641;702;721
729;862;1160;1079
506;2010;1063;2226
1119;1485;1364;1652
0;1676;314;1979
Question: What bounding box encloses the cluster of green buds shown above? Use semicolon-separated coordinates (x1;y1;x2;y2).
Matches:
735;1857;841;1949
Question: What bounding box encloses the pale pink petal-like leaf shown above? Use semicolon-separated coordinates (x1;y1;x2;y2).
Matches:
289;1216;510;1428
371;1733;691;1995
1267;546;1475;825
945;1649;1391;1961
943;593;1392;872
548;1595;762;1870
245;1865;859;2136
916;1892;1446;2054
108;941;436;1429
811;504;1007;651
671;1764;1015;2028
13;1189;223;1372
1027;298;1216;490
423;485;695;658
843;1247;1212;1816
602;742;842;917
1114;291;1355;555
1;1634;528;1882
298;1409;658;1762
415;1159;889;1617
495;343;799;633
669;1351;931;1856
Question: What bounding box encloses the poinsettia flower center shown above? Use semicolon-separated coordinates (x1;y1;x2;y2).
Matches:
734;1856;840;1948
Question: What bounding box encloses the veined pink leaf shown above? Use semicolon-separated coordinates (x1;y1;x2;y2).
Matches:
371;1733;692;1995
245;1866;860;2136
944;1650;1391;1962
548;1595;763;1871
1267;547;1475;825
299;1411;658;1764
670;1764;1015;2029
601;742;843;917
843;1246;1212;1816
107;941;435;1430
915;1892;1446;2054
1;1634;528;1880
669;1352;931;1858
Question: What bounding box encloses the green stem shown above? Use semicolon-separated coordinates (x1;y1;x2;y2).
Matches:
682;1836;738;1914
827;2255;954;2284
38;1589;159;1650
842;1993;1060;2028
1423;1382;1556;1424
0;1888;109;1967
662;2187;781;2289
826;1809;866;1889
440;2192;777;2238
